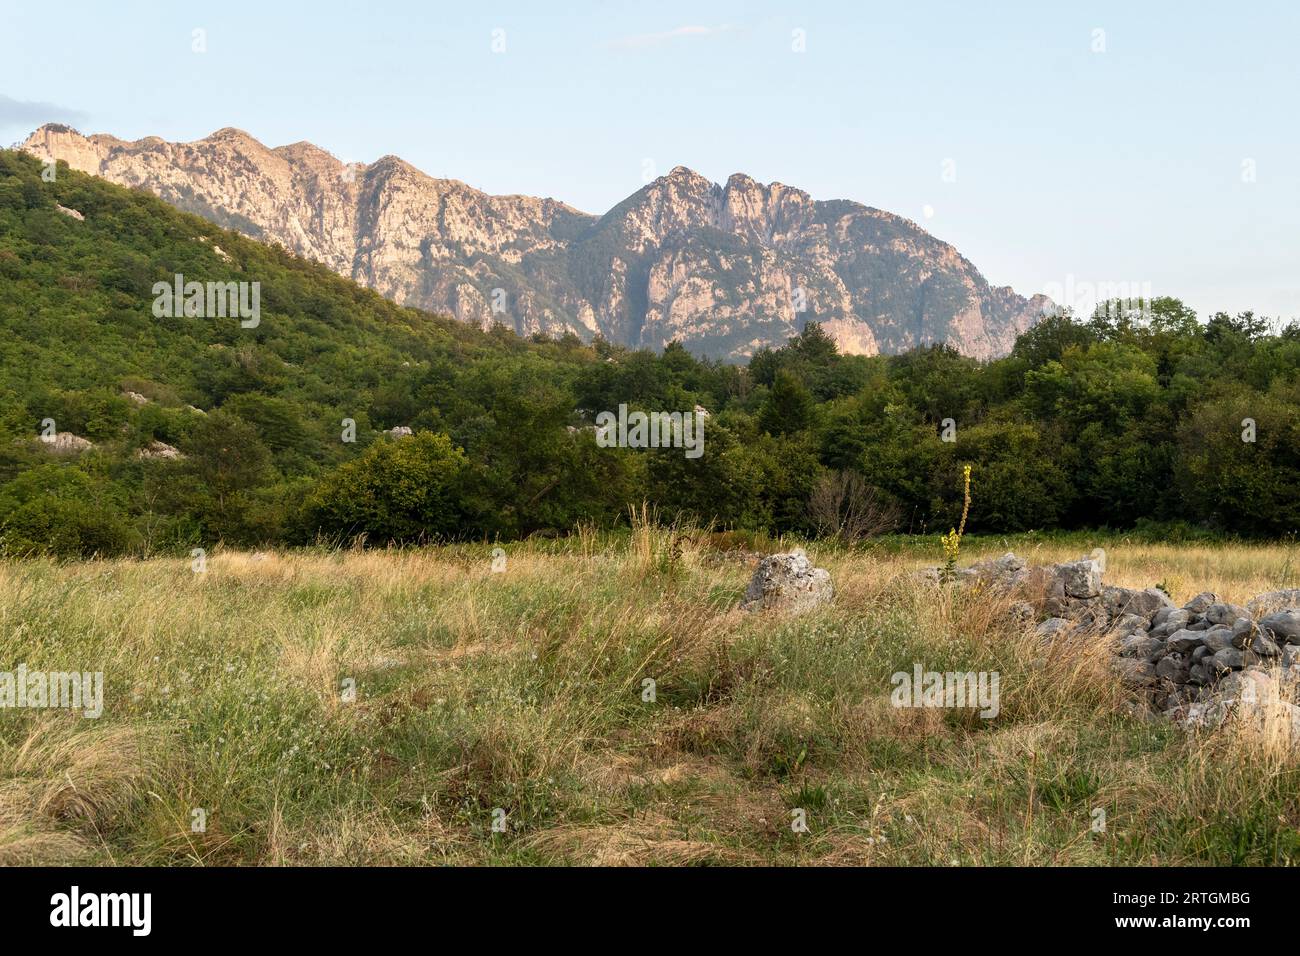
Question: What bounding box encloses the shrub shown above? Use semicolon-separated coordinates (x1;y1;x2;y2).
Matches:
302;432;470;544
805;469;900;542
0;465;137;557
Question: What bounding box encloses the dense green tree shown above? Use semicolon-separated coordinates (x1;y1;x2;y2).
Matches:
1174;385;1300;536
932;421;1075;531
645;422;762;528
302;432;470;544
758;370;814;436
181;410;274;542
1012;310;1097;367
0;465;136;557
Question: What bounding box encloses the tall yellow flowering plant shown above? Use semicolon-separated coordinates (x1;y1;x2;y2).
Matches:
940;464;972;583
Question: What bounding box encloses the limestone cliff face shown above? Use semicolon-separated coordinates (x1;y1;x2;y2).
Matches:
22;124;1048;360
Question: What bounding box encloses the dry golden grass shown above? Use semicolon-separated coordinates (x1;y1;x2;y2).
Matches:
0;530;1297;865
0;717;162;865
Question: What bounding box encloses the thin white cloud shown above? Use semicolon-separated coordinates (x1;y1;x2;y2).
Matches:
610;24;736;50
0;94;88;128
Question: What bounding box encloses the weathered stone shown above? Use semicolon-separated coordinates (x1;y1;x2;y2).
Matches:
1155;653;1190;683
1211;646;1268;672
739;549;833;614
1009;600;1035;625
1054;559;1102;599
1071;602;1112;631
1143;587;1176;614
1269;701;1300;744
1120;634;1163;660
1152;606;1190;630
1247;590;1300;617
1102;586;1173;621
972;551;1025;577
1219;669;1280;706
1209;670;1300;745
1165;628;1205;653
19;125;1047;364
985;558;1300;731
1259;610;1300;645
957;553;1040;594
1211;647;1245;672
1249;634;1281;657
1111;612;1148;635
1112;658;1156;688
923;552;1041;594
136;440;184;460
1229;618;1278;655
1101;585;1136;618
1178;698;1232;730
1035;617;1074;641
1204;603;1249;626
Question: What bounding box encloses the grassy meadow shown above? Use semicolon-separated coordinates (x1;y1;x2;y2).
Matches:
2;525;1299;866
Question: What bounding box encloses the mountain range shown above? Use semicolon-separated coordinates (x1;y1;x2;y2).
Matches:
21;123;1050;361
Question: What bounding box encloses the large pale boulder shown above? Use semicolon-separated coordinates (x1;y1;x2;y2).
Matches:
1247;590;1300;617
740;549;833;614
1175;668;1300;746
1053;558;1102;600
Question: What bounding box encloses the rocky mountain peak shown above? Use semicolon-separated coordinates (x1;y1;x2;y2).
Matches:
273;140;344;168
21;124;1049;361
665;164;708;182
204;126;258;144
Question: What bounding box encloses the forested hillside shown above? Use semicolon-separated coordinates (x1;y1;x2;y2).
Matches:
1;150;1298;556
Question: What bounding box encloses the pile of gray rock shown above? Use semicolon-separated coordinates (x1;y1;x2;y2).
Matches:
936;552;1300;734
1113;594;1300;697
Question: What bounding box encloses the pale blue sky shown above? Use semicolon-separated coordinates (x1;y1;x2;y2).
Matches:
2;1;1297;321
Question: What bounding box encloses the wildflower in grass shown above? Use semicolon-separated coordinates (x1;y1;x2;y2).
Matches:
940;464;972;583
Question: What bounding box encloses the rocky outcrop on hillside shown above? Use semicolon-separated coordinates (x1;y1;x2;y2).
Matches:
136;440;183;460
22;124;1051;361
38;432;94;454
